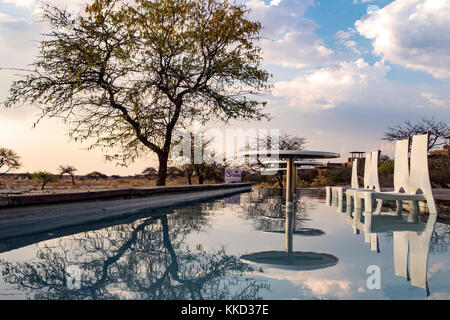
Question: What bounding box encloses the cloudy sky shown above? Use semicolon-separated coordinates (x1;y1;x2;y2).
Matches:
0;0;449;175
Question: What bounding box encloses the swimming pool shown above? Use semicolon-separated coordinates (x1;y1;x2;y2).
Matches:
0;188;448;300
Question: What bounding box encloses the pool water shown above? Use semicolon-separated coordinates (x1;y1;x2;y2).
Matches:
0;188;449;300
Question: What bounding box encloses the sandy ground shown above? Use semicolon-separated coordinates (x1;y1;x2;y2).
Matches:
0;176;211;197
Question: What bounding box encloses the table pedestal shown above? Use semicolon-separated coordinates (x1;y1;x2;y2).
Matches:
285;205;295;253
286;158;296;203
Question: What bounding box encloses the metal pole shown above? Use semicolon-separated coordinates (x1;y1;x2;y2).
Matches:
294;165;297;198
285;205;294;253
286;158;295;203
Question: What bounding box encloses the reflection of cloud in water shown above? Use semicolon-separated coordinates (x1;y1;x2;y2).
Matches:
259;269;369;299
428;262;450;276
428;292;450;300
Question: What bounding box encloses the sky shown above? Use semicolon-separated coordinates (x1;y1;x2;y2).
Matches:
0;0;449;175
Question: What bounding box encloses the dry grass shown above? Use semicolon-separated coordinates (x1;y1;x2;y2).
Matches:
0;175;220;196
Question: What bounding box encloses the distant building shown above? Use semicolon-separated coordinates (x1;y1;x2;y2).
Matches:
347;151;365;167
429;136;450;157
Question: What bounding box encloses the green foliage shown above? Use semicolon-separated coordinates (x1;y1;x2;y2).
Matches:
5;0;270;186
31;171;58;190
378;160;394;176
429;157;450;188
378;160;394;187
310;176;328;187
322;168;352;185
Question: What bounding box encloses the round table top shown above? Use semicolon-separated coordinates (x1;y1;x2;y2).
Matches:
262;160;324;166
261;166;316;173
243;150;340;159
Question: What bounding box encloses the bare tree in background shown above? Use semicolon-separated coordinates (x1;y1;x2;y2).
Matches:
383;117;449;151
247;133;308;188
0;147;21;184
172;129;222;185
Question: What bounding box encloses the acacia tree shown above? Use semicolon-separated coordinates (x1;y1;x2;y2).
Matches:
247;133;308;188
5;0;270;186
142;167;158;181
59;165;77;185
172;129;221;185
31;171;58;190
383;117;449;151
86;171;108;180
0;147;21;184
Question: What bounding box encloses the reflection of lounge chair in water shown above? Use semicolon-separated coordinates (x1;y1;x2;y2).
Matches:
345;204;381;252
393;212;437;296
347;204;437;296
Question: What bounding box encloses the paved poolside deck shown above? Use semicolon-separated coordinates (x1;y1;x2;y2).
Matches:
0;183;252;208
0;183;252;241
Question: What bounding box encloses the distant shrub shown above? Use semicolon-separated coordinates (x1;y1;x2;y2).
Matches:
429;157;450;188
86;171;108;180
298;169;319;182
322;168;352;185
310;176;329;187
31;171;58;190
378;160;394;187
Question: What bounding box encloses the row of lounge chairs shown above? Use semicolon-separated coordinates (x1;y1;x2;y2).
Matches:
326;133;437;214
326;133;438;297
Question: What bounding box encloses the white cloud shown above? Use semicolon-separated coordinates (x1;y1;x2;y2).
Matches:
271;58;390;110
247;0;335;69
262;268;373;299
0;12;23;23
336;30;351;40
428;292;450;300
0;0;35;8
419;92;450;108
261;21;336;68
356;0;450;79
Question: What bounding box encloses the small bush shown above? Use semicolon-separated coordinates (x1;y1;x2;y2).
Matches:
322;168;352;185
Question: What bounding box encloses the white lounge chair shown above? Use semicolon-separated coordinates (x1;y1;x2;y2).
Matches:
325;157;361;208
325;159;355;201
357;133;437;214
346;151;381;211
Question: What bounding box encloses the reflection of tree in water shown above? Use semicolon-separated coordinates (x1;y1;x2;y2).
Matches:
0;205;269;300
238;188;318;233
382;218;449;255
429;223;450;254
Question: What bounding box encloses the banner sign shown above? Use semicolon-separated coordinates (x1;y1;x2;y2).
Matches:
225;168;242;183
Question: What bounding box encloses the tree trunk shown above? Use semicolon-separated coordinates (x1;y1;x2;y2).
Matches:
276;172;284;189
187;172;192;185
71;175;76;186
156;152;169;186
198;174;204;185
